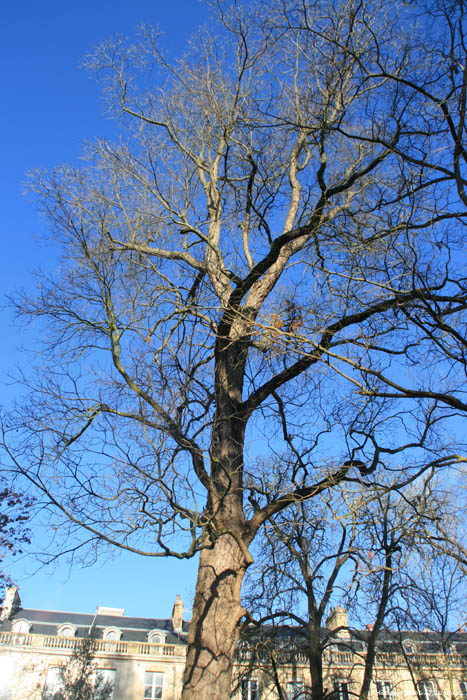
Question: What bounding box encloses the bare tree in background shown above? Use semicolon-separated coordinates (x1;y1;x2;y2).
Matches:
242;479;444;700
356;476;467;700
2;0;467;696
243;487;361;700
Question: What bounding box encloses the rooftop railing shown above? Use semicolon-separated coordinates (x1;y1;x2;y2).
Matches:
234;644;466;669
1;631;465;670
0;631;186;658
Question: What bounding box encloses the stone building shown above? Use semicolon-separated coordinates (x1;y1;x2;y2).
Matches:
1;589;466;699
0;588;186;700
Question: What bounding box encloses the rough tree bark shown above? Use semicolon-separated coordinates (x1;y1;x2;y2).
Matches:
182;536;250;698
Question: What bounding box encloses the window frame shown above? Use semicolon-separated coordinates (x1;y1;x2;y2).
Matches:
102;627;121;641
332;680;349;700
148;630;165;645
94;668;116;699
286;679;305;700
12;619;31;634
241;678;259;700
417;680;439;700
144;671;164;700
42;666;65;700
376;680;395;699
0;656;15;700
403;640;416;655
459;680;467;700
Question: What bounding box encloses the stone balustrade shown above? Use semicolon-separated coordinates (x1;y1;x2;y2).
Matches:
234;644;466;670
0;631;186;658
2;631;465;671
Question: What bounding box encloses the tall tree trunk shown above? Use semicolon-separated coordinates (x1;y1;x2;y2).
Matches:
181;533;249;700
308;627;324;700
359;550;392;700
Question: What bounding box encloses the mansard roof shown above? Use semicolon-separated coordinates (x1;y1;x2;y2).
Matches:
0;606;189;644
239;622;467;656
2;600;467;656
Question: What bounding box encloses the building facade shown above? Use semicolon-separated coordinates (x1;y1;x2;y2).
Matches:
1;589;466;699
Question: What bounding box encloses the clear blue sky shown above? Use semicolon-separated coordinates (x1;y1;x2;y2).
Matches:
0;0;210;621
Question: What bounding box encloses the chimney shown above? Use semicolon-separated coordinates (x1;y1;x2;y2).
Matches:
96;606;125;616
172;594;184;633
325;606;349;639
1;587;21;622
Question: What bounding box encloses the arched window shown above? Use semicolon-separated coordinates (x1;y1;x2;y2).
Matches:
12;619;31;634
403;639;416;654
103;627;121;641
57;623;76;637
148;630;165;644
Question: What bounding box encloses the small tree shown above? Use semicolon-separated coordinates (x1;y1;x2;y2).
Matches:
59;629;114;700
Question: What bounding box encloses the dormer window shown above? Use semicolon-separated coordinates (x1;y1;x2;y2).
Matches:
12;619;31;634
403;640;415;654
148;630;165;644
103;627;121;641
57;624;76;637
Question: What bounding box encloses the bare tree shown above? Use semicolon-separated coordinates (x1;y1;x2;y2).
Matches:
359;475;467;700
352;489;428;700
242;480;438;700
2;0;467;697
387;550;467;700
243;487;359;700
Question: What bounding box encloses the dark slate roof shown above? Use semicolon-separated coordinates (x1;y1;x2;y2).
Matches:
238;624;467;657
3;605;467;657
0;607;189;644
353;627;467;655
